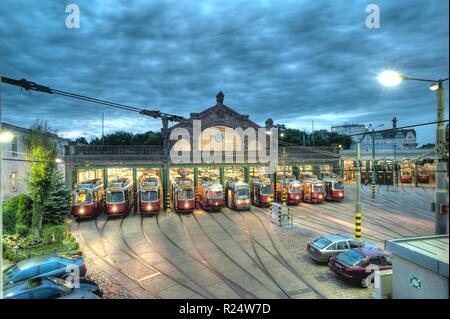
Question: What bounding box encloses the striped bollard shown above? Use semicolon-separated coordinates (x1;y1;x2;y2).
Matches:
166;191;172;213
355;212;362;240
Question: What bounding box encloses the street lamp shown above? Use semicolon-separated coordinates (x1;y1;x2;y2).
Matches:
368;124;384;199
0;131;14;143
378;70;449;235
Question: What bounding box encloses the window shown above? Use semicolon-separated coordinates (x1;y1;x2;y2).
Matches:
348;241;362;249
382;256;393;266
10;172;17;192
11;136;18;157
107;191;124;203
40;263;61;275
337;241;349;250
13;266;39;282
326;243;337;250
141;190;158;202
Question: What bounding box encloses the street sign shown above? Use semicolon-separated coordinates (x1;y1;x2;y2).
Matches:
409;275;422;290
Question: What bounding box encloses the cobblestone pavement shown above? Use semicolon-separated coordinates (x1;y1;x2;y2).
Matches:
84;255;137;299
71;184;438;299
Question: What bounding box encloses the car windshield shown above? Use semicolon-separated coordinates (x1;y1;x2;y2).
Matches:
260;186;272;195
313;237;333;249
207;191;223;199
3;265;20;282
74;192;92;205
333;182;344;190
107;191;124;203
336;249;365;266
141;190;158;202
237;188;250;198
314;185;324;192
178;189;194;200
48;277;73;293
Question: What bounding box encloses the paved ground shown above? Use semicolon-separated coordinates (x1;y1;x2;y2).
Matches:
70;184;442;299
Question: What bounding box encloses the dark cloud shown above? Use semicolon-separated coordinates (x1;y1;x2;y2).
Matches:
1;0;448;144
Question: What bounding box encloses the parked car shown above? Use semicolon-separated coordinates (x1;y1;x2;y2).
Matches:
3;277;102;299
2;255;87;287
306;234;377;262
328;248;393;287
58;290;101;299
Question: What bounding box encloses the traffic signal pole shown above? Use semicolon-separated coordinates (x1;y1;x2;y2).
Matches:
355;143;362;240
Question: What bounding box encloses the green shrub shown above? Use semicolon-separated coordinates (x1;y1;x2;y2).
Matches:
15;223;30;237
42;224;69;244
2;194;32;234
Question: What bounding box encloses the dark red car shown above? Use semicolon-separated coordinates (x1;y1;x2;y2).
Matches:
328;248;393;287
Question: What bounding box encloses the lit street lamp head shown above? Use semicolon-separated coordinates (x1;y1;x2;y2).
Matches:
0;131;14;143
377;70;405;87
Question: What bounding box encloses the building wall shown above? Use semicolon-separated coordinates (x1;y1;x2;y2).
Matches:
331;125;367;142
1;124;67;201
393;255;448;299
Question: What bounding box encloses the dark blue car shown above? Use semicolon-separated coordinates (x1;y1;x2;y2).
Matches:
3;255;87;287
3;276;102;299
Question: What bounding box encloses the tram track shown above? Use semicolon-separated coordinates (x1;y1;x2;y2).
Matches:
118;214;212;299
221;208;326;299
156;212;257;299
76;218;161;299
193;211;291;299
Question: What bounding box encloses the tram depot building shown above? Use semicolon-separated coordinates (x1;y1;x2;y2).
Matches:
63;93;342;208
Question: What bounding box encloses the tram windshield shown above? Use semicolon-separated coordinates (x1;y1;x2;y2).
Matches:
141;190;158;202
289;185;302;194
333;182;344;190
107;191;124;203
178;189;194;200
237;187;250;198
207;191;223;199
313;185;324;192
74;191;92;205
260;186;272;195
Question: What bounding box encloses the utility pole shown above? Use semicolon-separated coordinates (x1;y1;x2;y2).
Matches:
282;147;287;206
434;80;448;235
101;112;105;145
312;120;315;147
392;117;397;187
355;143;362;240
371;128;376;199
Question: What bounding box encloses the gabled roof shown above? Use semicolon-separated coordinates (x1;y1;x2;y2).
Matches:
362;129;416;140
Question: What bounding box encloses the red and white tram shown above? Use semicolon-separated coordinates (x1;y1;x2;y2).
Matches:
276;176;303;205
322;177;345;201
226;180;251;210
72;179;104;220
171;177;195;213
302;179;325;203
197;181;224;211
251;178;273;207
105;178;134;217
139;175;161;214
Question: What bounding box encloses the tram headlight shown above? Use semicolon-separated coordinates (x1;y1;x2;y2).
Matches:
318;194;323;199
112;206;117;212
185;203;189;208
147;204;152;210
237;200;242;205
295;195;300;199
79;208;85;214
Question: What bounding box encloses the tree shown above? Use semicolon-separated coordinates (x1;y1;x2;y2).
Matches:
75;137;89;144
43;170;70;225
89;130;162;146
23;120;57;238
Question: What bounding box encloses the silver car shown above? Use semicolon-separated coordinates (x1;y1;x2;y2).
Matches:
306;234;377;262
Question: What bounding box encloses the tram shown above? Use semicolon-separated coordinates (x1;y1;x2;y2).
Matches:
250;178;273;207
276;176;303;205
322;177;345;201
302;179;325;203
418;172;430;183
72;179;104;220
400;171;413;183
197;180;224;211
171;177;195;213
226;180;251;210
105;178;134;217
139;175;160;214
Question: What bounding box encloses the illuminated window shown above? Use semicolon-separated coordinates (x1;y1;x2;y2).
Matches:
10;172;17;192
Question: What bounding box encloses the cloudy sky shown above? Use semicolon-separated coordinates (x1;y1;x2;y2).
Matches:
1;0;448;145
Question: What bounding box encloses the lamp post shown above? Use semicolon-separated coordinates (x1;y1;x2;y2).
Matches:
378;71;449;235
368;124;384;199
